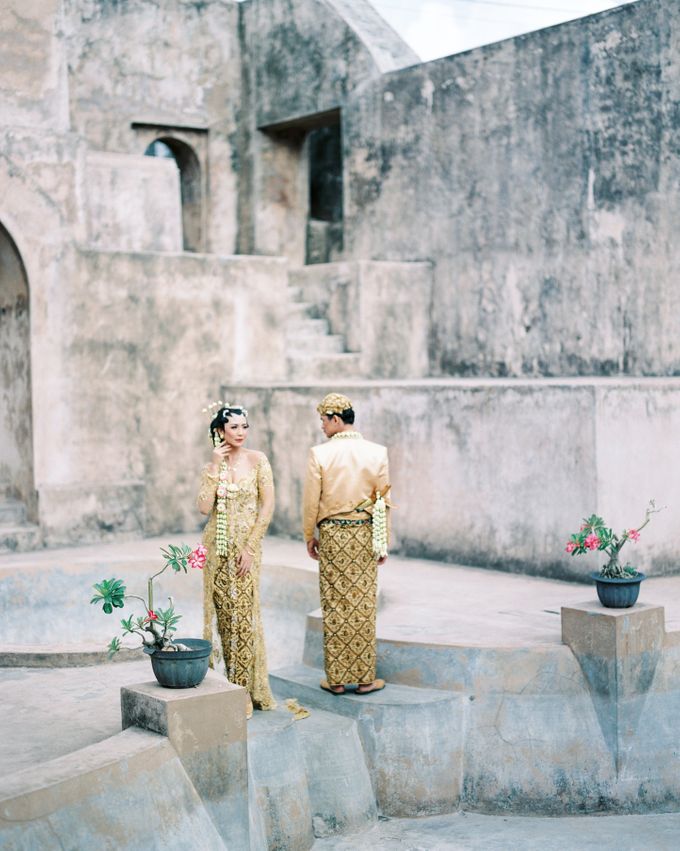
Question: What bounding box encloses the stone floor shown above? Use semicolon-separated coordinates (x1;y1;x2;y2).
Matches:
313;811;680;849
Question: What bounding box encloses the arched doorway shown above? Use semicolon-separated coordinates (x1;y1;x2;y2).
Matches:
0;222;35;520
144;138;202;252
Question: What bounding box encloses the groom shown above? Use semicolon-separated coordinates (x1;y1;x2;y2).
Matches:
302;393;391;695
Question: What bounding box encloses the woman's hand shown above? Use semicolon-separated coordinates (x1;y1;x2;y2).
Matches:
236;549;254;577
210;440;232;471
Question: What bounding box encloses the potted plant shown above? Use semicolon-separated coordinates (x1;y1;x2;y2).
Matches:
90;543;211;687
564;500;664;608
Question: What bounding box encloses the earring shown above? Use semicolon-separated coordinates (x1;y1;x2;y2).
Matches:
213;433;221;447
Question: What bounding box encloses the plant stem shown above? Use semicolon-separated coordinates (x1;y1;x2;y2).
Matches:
125;594;150;612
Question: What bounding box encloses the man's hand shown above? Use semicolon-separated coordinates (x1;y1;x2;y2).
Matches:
378;555;388;566
306;538;320;561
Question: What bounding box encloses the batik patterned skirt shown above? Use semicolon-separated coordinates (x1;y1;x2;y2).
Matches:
318;518;378;685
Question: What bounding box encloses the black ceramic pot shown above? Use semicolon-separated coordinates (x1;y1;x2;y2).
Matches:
149;638;212;688
591;572;645;609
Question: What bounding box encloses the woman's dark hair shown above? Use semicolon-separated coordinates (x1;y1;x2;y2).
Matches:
325;408;355;425
210;406;248;442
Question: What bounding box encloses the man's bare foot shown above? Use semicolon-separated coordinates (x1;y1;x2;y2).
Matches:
320;679;345;694
356;679;386;694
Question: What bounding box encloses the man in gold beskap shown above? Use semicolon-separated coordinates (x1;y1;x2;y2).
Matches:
302;393;391;695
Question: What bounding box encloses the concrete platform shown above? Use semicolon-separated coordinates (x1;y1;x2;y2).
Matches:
312;810;680;850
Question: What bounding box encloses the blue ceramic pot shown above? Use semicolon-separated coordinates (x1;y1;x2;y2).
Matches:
591;572;645;609
150;638;212;688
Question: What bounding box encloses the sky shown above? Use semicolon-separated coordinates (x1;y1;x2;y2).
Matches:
365;0;638;61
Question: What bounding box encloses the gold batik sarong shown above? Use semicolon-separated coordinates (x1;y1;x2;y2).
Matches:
318;519;377;685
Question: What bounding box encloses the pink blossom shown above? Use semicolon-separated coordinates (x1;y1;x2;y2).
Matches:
584;533;601;551
217;484;227;498
145;610;158;622
628;529;640;542
565;541;578;553
188;544;207;570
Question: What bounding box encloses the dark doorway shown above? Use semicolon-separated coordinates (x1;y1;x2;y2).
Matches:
145;138;202;252
307;122;343;264
0;222;35;517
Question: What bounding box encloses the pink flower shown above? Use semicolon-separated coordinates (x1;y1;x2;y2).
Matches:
145;610;158;622
565;541;578;553
188;544;207;570
584;533;601;551
628;529;640;542
217;484;227;498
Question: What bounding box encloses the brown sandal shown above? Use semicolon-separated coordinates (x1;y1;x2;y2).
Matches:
320;679;345;695
355;679;386;695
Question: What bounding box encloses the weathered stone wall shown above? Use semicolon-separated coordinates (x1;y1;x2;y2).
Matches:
343;0;680;378
233;379;680;579
65;0;242;255
238;0;418;259
0;0;68;131
38;249;288;545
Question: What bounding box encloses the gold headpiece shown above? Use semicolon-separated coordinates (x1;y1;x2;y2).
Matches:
316;393;353;416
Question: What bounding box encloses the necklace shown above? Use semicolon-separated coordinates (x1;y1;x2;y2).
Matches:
331;431;362;441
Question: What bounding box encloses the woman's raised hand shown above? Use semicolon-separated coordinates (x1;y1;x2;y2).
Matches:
211;440;232;469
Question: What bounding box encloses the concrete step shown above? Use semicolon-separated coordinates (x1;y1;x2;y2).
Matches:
287;334;344;355
286;353;362;381
0;524;42;555
248;710;314;850
248;706;377;847
287;301;322;322
270;664;463;818
0;500;26;525
286;318;330;336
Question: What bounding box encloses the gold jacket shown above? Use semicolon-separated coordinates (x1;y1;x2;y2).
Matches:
302;432;391;541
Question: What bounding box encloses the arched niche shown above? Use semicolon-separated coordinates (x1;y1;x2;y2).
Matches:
0;221;35;516
145;137;203;252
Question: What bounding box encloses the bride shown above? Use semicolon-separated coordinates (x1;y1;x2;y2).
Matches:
197;401;276;717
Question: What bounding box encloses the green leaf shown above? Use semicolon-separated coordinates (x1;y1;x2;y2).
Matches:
107;636;121;658
91;578;127;612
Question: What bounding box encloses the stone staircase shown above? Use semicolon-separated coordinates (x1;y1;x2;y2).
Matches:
285;274;361;381
0;483;41;554
270;665;462;819
248;706;377;849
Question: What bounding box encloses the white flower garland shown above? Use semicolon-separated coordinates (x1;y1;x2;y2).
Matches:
216;462;229;556
372;493;388;559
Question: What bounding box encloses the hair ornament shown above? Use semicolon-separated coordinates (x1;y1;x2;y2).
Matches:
317;392;353;416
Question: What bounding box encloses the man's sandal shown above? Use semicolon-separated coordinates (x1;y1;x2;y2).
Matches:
320;680;345;695
355;679;386;695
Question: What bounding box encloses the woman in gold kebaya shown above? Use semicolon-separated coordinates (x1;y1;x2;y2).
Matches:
197;402;276;717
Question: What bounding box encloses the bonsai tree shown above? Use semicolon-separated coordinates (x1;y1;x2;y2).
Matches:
90;543;206;656
564;499;664;578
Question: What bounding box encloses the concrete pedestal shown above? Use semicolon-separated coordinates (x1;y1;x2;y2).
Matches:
121;671;249;849
561;602;665;773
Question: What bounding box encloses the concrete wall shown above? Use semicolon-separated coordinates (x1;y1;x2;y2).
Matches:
84;153;183;253
234;379;680;578
238;0;417;258
343;0;680;378
65;0;242;256
0;0;68;131
37;249;288;544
